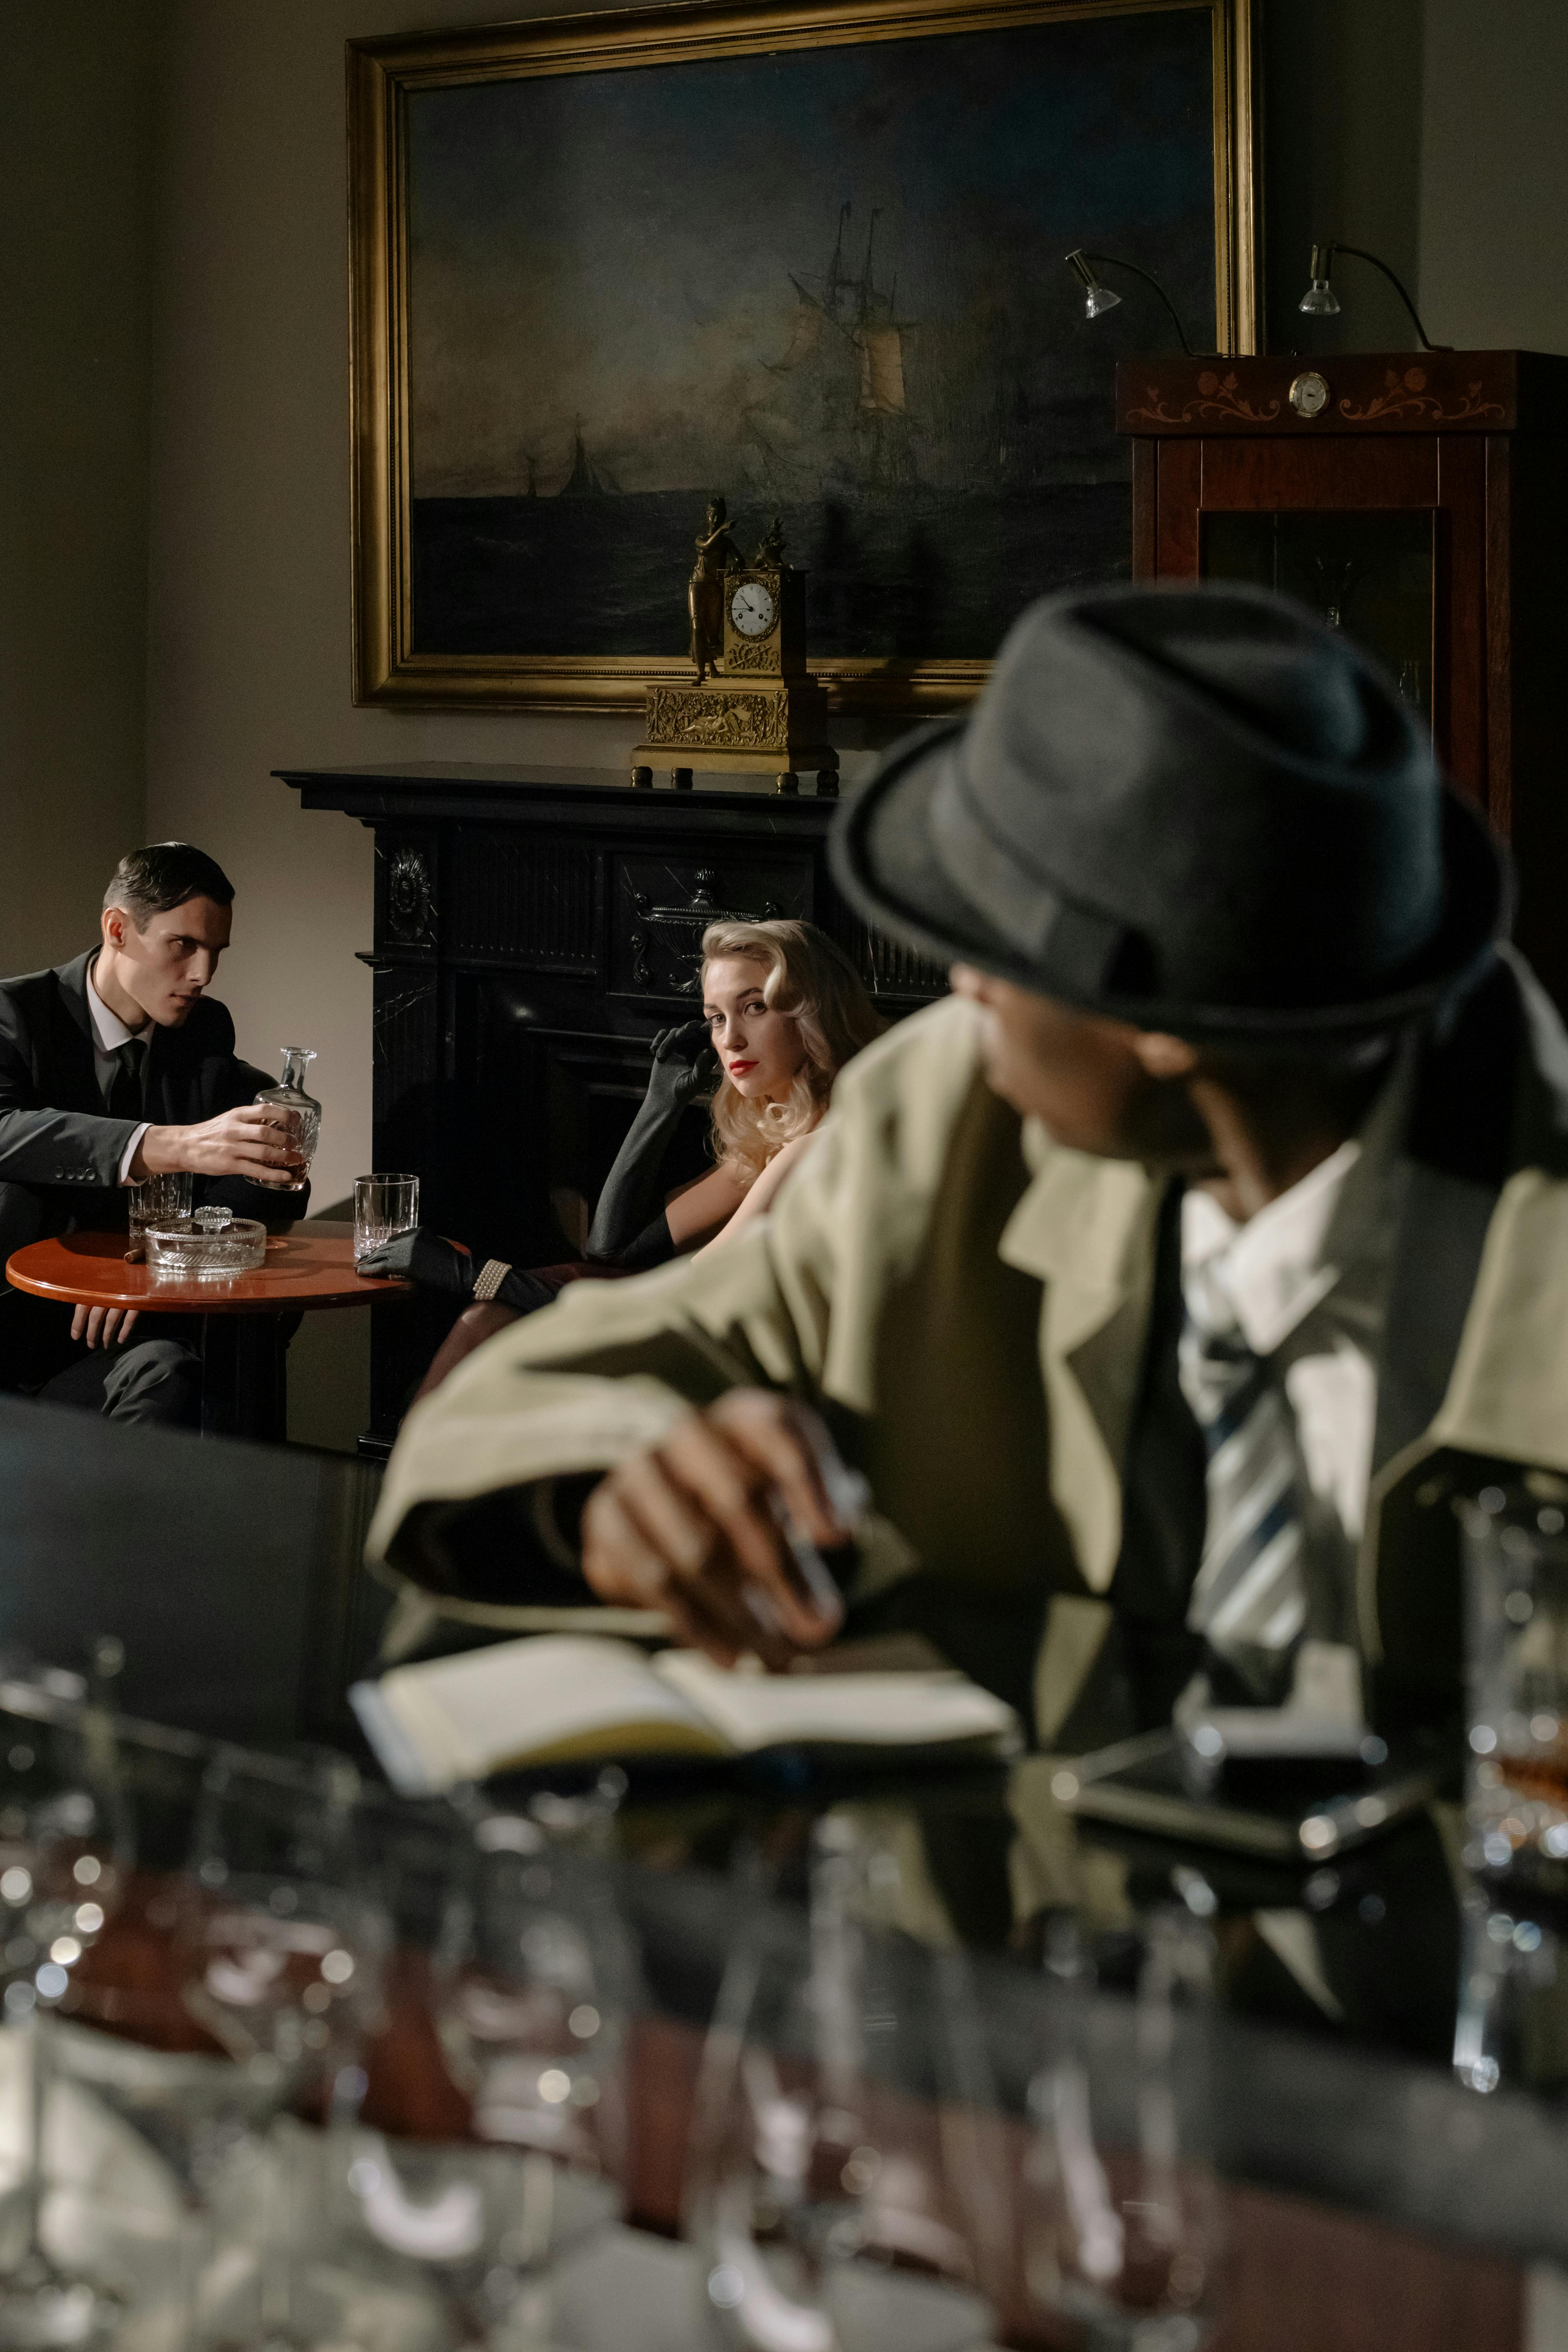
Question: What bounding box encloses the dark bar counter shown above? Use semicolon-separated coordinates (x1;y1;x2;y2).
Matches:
0;1395;1561;2346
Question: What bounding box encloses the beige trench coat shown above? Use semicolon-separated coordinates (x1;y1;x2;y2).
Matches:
368;972;1568;1742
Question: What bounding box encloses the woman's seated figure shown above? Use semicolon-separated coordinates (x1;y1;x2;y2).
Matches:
360;918;885;1393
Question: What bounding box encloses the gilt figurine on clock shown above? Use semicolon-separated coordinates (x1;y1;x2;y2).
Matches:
632;507;838;795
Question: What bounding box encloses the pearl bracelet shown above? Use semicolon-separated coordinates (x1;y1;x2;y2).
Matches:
471;1257;513;1303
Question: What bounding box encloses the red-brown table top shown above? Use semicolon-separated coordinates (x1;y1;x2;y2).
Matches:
5;1221;414;1316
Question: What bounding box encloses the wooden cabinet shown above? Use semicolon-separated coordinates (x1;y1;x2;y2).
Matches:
1118;350;1568;1009
280;764;944;1443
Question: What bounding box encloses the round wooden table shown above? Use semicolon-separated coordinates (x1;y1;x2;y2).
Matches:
6;1221;413;1442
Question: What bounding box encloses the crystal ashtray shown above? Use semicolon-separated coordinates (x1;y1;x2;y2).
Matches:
145;1217;267;1280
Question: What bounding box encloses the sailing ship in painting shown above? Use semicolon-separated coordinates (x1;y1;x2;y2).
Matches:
411;201;1130;660
748;202;920;500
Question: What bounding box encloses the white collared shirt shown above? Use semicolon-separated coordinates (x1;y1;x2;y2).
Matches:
1179;1053;1410;1590
1181;1138;1379;1543
86;961;151;1185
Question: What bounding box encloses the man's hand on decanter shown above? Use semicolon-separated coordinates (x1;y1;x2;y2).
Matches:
133;1106;304;1182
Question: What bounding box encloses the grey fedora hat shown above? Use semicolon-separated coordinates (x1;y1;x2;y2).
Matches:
831;581;1508;1041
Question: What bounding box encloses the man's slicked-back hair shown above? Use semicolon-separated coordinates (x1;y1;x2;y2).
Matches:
103;844;234;930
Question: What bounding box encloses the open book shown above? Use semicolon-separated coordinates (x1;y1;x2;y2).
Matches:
350;1634;1020;1795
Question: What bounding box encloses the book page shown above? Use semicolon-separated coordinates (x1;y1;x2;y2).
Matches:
372;1636;724;1787
652;1652;1019;1756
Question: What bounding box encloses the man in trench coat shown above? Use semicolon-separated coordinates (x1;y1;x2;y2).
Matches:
365;583;1564;1749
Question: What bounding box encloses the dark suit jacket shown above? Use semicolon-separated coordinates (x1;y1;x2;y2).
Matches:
0;950;309;1233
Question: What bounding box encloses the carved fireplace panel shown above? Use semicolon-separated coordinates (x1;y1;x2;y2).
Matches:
612;855;812;1000
283;764;948;1447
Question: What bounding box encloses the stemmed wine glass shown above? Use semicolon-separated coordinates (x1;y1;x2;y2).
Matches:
0;1679;135;2349
684;1813;1009;2352
29;1746;387;2351
409;1798;634;2343
1021;1908;1223;2352
169;1751;388;2343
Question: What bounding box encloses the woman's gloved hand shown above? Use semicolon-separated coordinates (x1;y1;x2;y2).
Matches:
644;1019;720;1113
358;1226;557;1317
356;1226;471;1293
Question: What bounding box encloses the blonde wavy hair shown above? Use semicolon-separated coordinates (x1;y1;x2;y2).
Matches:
701;919;886;1187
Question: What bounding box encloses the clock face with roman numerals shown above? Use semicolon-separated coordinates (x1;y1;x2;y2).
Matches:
729;580;777;638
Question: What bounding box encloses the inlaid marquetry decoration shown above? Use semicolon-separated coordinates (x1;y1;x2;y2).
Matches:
1123;368;1282;428
1336;366;1506;426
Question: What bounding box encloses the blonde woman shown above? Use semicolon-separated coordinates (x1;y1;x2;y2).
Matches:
361;919;886;1384
588;918;886;1268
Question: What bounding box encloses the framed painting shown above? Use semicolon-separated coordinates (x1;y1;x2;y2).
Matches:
348;0;1257;712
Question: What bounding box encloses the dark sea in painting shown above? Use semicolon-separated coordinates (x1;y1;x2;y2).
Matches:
404;4;1211;666
412;479;1132;661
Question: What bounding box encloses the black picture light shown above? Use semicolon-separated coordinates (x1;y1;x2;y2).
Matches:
1064;249;1199;356
1298;242;1449;351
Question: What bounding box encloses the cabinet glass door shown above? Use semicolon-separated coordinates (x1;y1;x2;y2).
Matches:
1201;510;1435;722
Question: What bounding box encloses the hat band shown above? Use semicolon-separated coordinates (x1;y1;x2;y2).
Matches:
928;753;1129;996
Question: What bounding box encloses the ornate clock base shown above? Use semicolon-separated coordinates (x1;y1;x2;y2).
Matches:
630;739;838;788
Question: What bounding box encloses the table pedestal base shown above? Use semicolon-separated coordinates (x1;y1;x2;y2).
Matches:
198;1315;289;1443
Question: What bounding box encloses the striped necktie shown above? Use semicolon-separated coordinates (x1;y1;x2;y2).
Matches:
1178;1308;1309;1699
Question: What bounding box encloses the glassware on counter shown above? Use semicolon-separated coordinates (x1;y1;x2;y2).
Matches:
421;1803;633;2340
253;1049;321;1194
1022;1907;1223;2352
685;1814;1007;2352
353;1176;419;1267
1459;1476;1568;1894
0;1682;136;2348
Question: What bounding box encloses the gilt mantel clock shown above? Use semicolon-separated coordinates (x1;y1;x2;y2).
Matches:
632;516;837;795
1117;349;1568;1013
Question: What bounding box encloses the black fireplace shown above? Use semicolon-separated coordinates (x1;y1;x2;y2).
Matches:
280;763;946;1446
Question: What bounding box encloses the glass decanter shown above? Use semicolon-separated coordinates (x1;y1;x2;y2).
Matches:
253;1047;321;1193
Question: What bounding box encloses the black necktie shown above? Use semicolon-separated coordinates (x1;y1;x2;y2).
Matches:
106;1039;147;1123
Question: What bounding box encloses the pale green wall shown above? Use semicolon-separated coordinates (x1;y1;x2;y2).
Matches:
0;2;160;974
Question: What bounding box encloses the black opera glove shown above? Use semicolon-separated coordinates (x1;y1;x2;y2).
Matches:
356;1226;554;1315
644;1019;720;1114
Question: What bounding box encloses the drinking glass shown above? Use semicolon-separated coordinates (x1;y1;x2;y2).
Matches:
126;1173;193;1242
685;1815;1008;2352
0;1682;136;2348
423;1807;634;2339
1459;1477;1568;1893
1020;1909;1222;2352
353;1177;419;1267
1452;1889;1567;2096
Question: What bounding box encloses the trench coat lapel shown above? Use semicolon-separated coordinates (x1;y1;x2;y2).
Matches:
998;1137;1159;1594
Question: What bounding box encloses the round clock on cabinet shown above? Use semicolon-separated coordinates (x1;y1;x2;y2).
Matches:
729;580;777;638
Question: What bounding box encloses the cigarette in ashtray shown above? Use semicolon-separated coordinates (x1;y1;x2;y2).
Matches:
123;1244;146;1264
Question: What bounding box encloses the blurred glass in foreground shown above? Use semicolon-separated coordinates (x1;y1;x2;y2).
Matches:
1021;1908;1223;2352
686;1814;1008;2352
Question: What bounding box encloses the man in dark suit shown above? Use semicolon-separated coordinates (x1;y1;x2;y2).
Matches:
0;842;308;1424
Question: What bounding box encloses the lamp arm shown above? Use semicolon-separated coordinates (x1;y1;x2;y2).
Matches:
1326;242;1446;352
1080;250;1195;357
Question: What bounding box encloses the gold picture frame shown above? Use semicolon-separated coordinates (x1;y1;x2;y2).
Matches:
348;0;1257;713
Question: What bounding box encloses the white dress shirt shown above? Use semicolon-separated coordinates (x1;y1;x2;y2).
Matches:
1178;1058;1410;1642
85;962;151;1185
